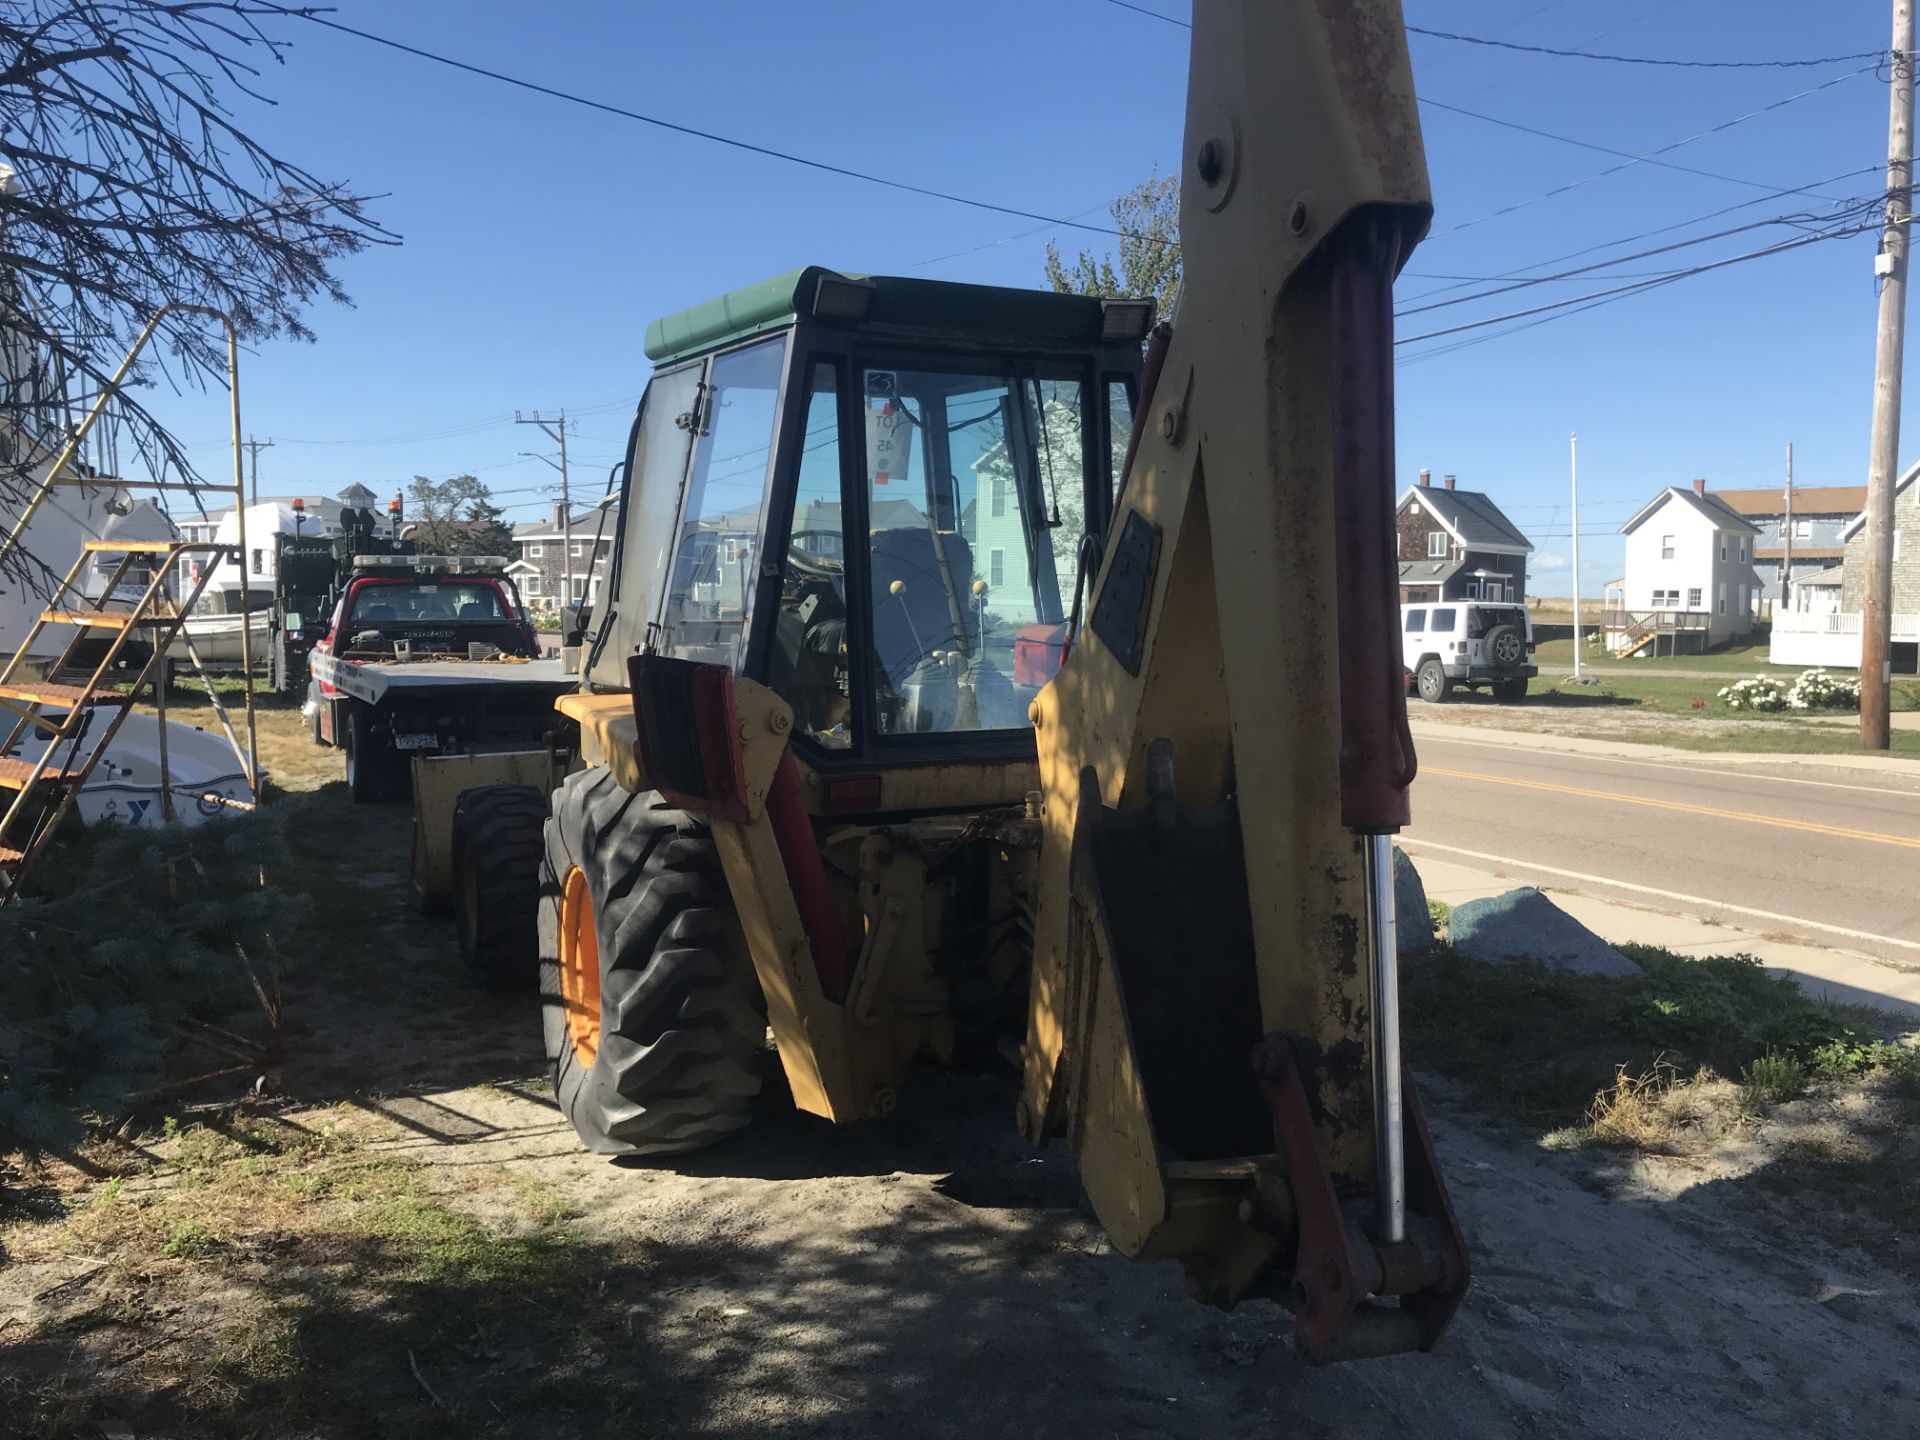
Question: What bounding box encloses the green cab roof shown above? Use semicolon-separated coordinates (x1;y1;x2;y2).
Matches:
642;267;1148;366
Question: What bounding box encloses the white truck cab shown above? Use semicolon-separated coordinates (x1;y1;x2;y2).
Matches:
1402;600;1536;703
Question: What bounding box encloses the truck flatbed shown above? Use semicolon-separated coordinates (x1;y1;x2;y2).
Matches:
311;651;574;705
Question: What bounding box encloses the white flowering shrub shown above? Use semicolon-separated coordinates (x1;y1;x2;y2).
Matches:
1785;668;1859;711
1718;676;1787;712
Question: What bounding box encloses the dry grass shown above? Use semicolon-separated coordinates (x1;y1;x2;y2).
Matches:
2;1107;669;1438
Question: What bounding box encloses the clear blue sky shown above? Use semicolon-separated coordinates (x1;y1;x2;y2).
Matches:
158;0;1904;595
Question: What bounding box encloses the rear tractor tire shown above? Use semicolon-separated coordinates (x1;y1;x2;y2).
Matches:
538;767;764;1156
452;784;548;991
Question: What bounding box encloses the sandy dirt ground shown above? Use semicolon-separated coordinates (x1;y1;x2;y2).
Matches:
5;715;1919;1438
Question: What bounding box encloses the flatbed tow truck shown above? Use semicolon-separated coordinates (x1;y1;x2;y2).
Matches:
304;553;582;982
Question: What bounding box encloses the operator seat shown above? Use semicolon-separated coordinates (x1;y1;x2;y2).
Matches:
457;601;494;620
869;527;979;690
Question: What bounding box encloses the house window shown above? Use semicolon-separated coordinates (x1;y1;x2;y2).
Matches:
988;547;1005;588
571;575;587;601
1687;587;1702;608
1738;583;1747;615
1661;534;1674;560
990;476;1006;519
251;548;263;575
1794;518;1811;540
570;543;584;558
1738;538;1748;563
1427;531;1447;558
527;543;543;559
1717;582;1727;616
1719;536;1728;562
596;538;611;557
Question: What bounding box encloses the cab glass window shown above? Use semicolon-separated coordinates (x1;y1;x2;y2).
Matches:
860;364;1087;736
656;337;787;667
1105;378;1134;501
1403;609;1426;632
589;364;702;686
1430;607;1457;632
766;364;852;748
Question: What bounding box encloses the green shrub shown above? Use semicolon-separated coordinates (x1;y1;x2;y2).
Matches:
0;812;302;1154
1742;1050;1808;1103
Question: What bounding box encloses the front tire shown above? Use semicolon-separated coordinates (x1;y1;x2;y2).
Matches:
1417;658;1452;703
452;784;547;991
538;768;764;1156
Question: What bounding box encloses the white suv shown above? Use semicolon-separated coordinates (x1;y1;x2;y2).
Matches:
1402;601;1535;703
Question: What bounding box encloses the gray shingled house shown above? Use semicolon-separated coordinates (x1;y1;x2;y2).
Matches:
1396;470;1533;604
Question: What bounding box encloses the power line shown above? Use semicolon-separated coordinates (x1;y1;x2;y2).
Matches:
268;3;1138;243
1395;218;1874;352
1406;25;1886;71
1420;64;1873;225
1397;198;1880;319
1098;0;1885;70
1400;165;1881;303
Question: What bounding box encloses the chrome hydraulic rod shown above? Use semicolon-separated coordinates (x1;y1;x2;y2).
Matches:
1365;832;1405;1243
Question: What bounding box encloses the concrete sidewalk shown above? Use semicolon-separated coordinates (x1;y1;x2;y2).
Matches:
1408;716;1920;778
1407;850;1920;1023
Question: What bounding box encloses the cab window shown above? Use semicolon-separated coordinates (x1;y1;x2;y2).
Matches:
861;363;1088;737
656;337;786;668
1404;609;1426;632
766;363;852;748
1430;607;1457;633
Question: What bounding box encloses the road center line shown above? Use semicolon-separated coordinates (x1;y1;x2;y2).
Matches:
1396;837;1920;956
1422;766;1920;849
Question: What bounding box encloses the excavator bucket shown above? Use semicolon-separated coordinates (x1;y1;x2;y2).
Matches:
1022;0;1469;1362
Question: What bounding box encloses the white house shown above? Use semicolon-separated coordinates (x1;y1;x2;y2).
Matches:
1614;480;1762;654
1771;458;1920;669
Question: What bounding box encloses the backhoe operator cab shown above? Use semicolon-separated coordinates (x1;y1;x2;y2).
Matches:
588;268;1144;762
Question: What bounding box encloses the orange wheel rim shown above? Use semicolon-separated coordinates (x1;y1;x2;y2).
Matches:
559;866;601;1068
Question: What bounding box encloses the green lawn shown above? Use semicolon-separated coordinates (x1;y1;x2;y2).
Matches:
1530;635;1798;674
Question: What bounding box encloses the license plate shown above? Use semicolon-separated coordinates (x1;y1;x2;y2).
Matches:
394;733;440;752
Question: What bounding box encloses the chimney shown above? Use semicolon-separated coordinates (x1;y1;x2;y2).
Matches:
1692;478;1706;496
553;500;569;528
1443;474;1457;491
1418;468;1431;487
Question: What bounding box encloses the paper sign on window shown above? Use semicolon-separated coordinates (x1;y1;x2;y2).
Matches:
867;403;913;488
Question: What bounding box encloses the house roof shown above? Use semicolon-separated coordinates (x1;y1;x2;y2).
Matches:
1710;485;1865;518
1397;486;1532;551
512;510;602;539
1838;459;1920;539
1619;486;1759;535
1399;555;1466;587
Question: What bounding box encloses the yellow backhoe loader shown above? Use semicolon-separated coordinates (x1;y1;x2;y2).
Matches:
505;0;1466;1363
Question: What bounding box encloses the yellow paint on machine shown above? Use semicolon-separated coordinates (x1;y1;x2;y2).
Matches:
1422;766;1920;850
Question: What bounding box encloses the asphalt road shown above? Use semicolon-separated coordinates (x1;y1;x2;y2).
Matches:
1402;729;1920;967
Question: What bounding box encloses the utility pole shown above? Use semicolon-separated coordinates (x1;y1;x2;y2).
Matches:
1863;0;1915;750
241;435;273;506
1781;442;1794;615
1570;432;1583;681
516;410;573;621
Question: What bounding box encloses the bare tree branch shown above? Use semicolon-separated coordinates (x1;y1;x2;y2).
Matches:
0;0;395;594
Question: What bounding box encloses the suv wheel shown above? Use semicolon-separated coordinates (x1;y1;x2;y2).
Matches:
1485;623;1526;668
1417;658;1451;703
